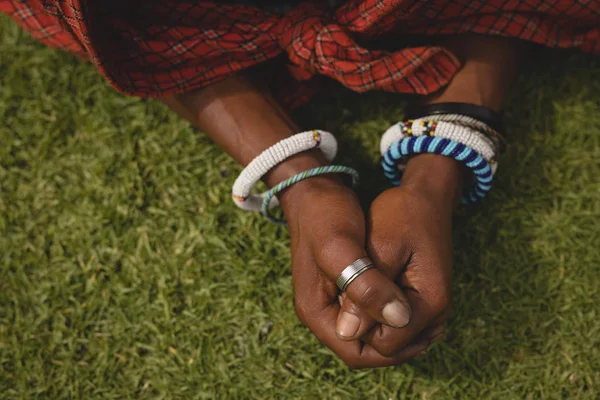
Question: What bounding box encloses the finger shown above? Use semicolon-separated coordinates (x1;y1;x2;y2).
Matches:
362;291;450;357
338;231;418;340
314;236;412;331
293;248;422;369
361;220;452;356
338;247;410;340
309;302;428;369
336;295;444;345
336;292;377;341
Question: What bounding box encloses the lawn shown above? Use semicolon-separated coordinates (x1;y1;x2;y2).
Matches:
1;14;599;400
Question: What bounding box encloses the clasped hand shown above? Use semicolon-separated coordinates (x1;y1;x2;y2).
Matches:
280;155;462;368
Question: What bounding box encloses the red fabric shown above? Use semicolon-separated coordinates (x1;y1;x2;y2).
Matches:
2;0;599;105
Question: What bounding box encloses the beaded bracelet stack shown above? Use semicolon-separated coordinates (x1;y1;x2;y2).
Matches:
380;109;506;204
231;130;359;224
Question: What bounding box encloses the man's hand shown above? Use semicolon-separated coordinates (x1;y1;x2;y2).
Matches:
337;155;464;358
281;176;427;368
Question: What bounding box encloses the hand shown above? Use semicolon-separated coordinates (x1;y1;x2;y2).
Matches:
337;155;464;358
280;176;422;368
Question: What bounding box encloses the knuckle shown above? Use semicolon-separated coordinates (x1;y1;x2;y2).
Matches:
429;290;451;314
315;234;361;268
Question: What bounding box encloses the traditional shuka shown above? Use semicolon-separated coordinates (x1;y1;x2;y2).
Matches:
2;0;599;106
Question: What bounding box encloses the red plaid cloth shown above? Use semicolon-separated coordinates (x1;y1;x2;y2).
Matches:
2;0;599;105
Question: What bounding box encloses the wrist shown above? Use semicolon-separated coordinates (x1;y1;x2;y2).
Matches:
280;175;349;218
262;149;333;188
262;150;347;215
400;154;465;211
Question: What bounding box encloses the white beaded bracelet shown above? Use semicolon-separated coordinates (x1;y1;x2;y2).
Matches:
380;119;498;174
419;113;505;151
380;115;500;154
232;130;337;211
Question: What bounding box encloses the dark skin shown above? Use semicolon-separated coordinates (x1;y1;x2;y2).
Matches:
161;34;524;368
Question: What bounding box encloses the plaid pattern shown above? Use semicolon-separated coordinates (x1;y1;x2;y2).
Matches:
2;0;599;106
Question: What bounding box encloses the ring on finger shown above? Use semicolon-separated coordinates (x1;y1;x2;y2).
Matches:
336;257;374;292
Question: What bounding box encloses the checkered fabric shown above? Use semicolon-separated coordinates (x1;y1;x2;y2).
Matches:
2;1;599;106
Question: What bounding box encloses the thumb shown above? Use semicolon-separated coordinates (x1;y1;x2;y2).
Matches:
314;235;412;332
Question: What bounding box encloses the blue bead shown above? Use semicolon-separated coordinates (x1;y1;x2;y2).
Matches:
455;147;472;161
441;141;458;156
434;138;450;154
477;169;493;179
382;154;395;168
477;167;493;178
479;175;493;185
390;142;401;160
400;138;411;157
422;136;436;152
408;136;419;153
467;157;487;170
383;167;396;177
477;182;492;191
463;151;479;165
414;136;426;153
449;143;466;159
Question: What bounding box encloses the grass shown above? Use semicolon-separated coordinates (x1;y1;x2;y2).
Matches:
1;14;599;399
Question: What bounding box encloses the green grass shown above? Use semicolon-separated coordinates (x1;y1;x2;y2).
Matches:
1;14;599;399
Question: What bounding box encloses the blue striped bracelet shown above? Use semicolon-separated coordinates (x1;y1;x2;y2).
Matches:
261;165;360;225
382;136;493;205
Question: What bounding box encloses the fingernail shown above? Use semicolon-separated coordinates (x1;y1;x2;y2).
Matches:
336;312;360;338
338;295;344;306
382;300;410;328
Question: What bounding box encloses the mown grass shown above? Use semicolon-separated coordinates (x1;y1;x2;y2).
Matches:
1;14;599;399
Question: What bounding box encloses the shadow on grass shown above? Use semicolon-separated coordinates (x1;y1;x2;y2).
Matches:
294;49;599;385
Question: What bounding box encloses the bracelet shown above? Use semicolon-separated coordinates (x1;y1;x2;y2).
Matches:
232;130;337;212
261;165;360;224
405;102;505;134
417;113;506;153
382;136;493;205
405;104;507;153
380;119;498;175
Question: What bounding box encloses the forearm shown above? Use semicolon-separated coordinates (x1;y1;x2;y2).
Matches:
160;75;333;193
425;34;526;111
401;34;526;209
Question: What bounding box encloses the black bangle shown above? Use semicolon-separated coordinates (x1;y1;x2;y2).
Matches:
405;102;505;134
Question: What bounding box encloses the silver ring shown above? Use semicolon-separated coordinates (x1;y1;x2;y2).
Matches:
336;257;374;292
